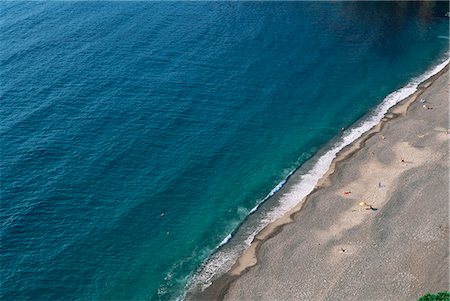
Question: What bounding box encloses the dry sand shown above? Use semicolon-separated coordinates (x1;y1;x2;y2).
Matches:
192;67;449;300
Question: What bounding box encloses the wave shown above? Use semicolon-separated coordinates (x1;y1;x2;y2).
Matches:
186;55;449;295
249;173;293;215
217;234;232;248
212;171;296;252
263;56;449;224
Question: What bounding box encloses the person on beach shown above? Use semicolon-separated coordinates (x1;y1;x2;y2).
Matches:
359;201;374;210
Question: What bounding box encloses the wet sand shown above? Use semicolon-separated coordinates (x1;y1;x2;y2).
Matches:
192;66;449;300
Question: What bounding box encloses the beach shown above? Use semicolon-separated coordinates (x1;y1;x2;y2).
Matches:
2;3;448;299
193;67;449;300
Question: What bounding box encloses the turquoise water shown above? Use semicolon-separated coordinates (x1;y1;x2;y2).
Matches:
1;2;448;300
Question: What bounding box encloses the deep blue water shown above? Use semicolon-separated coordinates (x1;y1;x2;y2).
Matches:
1;2;448;300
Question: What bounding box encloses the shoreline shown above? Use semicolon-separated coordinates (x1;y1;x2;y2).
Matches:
188;62;449;300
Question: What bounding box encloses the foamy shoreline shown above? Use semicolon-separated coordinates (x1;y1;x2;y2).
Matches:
186;57;449;300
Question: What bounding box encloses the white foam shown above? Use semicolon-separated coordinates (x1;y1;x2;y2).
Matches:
248;204;259;214
187;55;449;294
189;247;241;291
218;234;232;248
249;170;294;215
266;177;289;198
263;55;449;223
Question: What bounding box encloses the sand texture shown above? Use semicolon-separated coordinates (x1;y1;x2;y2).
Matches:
195;68;449;301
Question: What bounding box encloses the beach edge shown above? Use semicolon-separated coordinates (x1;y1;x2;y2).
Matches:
187;63;449;301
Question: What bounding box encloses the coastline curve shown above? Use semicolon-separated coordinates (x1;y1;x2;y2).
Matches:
186;56;450;300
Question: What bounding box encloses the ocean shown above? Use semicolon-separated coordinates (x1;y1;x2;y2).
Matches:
1;2;448;300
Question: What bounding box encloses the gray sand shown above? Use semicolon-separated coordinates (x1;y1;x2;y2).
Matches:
221;70;449;301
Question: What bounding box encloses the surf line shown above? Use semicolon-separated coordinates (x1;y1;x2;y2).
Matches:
188;55;450;297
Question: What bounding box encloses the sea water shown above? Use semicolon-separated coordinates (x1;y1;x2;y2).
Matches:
1;2;448;300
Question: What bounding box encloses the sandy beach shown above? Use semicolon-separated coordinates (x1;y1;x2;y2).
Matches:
192;66;449;300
